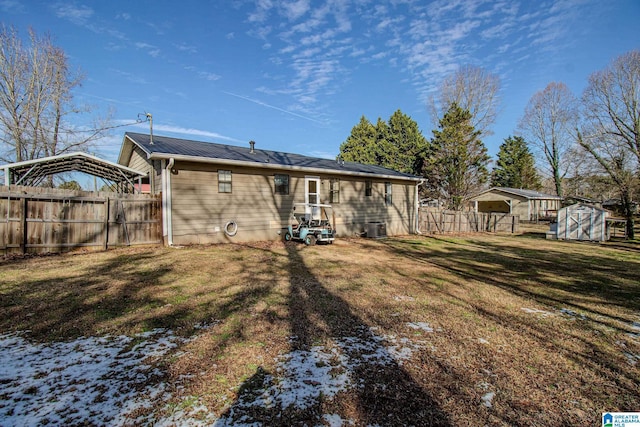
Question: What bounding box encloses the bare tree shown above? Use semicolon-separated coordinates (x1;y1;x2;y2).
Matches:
428;65;501;138
582;50;640;168
518;82;578;197
579;50;640;239
0;25;110;170
577;130;637;238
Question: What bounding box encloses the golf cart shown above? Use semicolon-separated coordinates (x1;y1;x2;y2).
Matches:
284;203;336;245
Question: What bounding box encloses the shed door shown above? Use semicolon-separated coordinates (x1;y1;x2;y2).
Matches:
567;208;594;240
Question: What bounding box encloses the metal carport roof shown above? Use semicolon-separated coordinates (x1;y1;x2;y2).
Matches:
1;152;147;191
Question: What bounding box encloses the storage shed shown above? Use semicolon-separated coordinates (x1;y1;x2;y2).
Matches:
556;203;609;242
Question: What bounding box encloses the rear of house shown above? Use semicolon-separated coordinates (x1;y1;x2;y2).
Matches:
118;132;421;245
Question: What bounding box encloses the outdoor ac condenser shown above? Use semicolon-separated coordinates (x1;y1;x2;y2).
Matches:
366;222;387;239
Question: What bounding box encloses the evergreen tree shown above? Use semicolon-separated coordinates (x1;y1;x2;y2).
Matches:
373;117;393;168
387;109;429;175
338;116;377;164
491;136;542;190
58;180;82;190
339;110;428;176
424;103;490;210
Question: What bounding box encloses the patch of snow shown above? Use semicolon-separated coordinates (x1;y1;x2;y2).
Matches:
0;330;215;426
560;308;586;320
624;352;640;366
476;381;491;391
323;413;354;426
628;322;640;339
481;392;495;408
521;307;554;317
478;338;489;344
1;324;427;426
407;322;434;332
193;320;220;330
393;295;415;302
214;327;424;425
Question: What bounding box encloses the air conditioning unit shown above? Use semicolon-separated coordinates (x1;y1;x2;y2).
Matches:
366;222;387;239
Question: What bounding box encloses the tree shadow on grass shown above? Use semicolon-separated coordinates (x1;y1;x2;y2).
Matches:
216;243;451;426
382;236;640;408
0;246;284;341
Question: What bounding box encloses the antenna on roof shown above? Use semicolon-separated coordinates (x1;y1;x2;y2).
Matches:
146;113;153;145
137;112;153;145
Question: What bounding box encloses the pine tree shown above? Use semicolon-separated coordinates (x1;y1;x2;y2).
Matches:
338;116;377;164
338;110;428;176
387;109;429;175
424;103;490;210
491;136;542;190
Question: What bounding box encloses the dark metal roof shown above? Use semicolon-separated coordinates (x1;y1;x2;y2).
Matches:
1;152;147;188
475;187;562;200
123;132;421;180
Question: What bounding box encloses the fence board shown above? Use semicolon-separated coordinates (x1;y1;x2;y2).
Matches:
419;208;519;234
0;185;162;254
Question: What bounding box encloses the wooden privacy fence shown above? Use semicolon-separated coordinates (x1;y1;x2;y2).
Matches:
0;186;162;254
419;209;519;234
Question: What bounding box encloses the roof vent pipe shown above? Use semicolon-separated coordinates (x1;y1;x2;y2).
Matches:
249;140;255;154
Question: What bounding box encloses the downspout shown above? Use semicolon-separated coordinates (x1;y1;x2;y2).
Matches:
164;158;175;246
415;179;425;234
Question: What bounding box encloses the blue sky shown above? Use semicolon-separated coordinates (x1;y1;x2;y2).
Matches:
2;0;639;165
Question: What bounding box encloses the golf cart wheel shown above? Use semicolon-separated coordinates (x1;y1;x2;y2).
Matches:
304;234;316;246
284;231;292;241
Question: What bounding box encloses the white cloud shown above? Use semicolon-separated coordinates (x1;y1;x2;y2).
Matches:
280;0;310;21
198;71;221;81
0;0;25;13
223;91;327;124
147;123;243;142
174;42;197;54
53;3;94;24
108;69;150;85
248;0;274;23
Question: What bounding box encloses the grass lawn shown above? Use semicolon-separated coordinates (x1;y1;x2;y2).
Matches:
1;231;639;426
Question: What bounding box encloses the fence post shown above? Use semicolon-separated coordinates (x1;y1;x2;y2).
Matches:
103;197;110;251
21;197;27;254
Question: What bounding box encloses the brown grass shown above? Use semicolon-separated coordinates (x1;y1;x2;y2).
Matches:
1;232;639;426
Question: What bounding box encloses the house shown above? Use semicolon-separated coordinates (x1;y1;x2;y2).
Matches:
470;187;562;221
117;132;423;245
555;203;609;241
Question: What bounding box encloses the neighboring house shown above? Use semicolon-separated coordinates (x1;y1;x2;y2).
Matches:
602;199;639;216
118;132;422;245
470;187;562;221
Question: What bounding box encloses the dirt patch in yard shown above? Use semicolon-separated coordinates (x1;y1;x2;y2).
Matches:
1;235;639;425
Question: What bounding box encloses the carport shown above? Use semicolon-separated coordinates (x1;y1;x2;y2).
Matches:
1;152;147;193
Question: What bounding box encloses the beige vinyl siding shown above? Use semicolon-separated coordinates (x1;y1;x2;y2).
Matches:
321;177;416;236
128;147;151;174
169;162;299;244
123;146;160;193
168;161;417;244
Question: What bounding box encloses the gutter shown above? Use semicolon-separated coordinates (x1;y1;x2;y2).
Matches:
163;158;175;246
